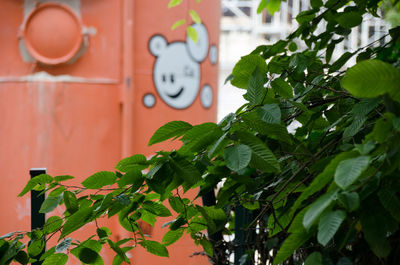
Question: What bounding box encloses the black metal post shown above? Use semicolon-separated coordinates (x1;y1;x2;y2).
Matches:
30;168;46;265
234;205;254;265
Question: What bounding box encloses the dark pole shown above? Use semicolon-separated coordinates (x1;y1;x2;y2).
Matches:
234;205;254;265
30;168;46;265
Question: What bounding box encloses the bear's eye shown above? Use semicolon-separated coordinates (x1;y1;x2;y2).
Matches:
162;74;166;82
170;74;175;83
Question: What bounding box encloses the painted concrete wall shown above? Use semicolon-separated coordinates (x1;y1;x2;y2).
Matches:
0;0;220;264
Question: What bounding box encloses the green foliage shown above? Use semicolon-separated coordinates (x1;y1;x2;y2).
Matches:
3;1;400;265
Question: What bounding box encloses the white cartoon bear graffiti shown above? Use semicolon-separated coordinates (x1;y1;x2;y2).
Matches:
145;23;217;109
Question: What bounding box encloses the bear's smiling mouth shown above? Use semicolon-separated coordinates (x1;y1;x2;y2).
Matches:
167;87;184;99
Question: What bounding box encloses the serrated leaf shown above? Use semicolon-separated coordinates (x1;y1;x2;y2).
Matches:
44;216;63;234
235;130;280;172
257;104;281;124
303;191;337;230
115;154;148;172
61;207;93;238
343;116;367;138
273;230;311;265
231;55;268;89
63;191;79;214
317;210;346;246
139;240;169;257
170;157;202;186
329;52;353;73
169;197;184;213
54;175;74;182
171;19;186;30
334;156;370;189
271;78;293;98
341;59;400;98
224;144;252;171
247;68;265;106
149;121;192;146
208;132;228;159
338;192;360;212
19;174;53;197
162;228;184;246
305;252;322;265
56;238;72;253
39;195;62;213
292;152;357;214
117;169;143;191
42;253;68;265
142;201;172;217
82;171;116;189
189;9;201;24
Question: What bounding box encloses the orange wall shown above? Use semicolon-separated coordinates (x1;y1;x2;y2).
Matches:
0;0;220;264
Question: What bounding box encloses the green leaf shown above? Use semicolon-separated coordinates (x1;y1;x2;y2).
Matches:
28;239;45;257
341;59;400;98
337;257;354;265
139;240;169;257
329;52;353;73
117;169;143;191
288;42;298;52
148;121;192;146
343;116;367;139
273;230;311;265
208;132;228;159
39;195;62;213
271;78;293;98
169;197;184;213
199;238;213;257
168;0;182;8
310;0;323;8
235;130;280;172
73;247;103;265
63;191;79;214
224;144;252;171
247;67;265;106
334;156;370;189
170;157;202;186
292;152;357;213
266;0;281;15
18;174;53;197
82;171;116;189
162;228;184;246
336;11;363;28
231;55;268;89
257;104;281;124
171;19;186;30
55;238;71;253
187;26;198;42
305;252;322;265
43;216;63;234
296;10;316;24
303;191;337;230
317;210;346;246
61;207;93;238
142;201;172;217
338;192;360;212
115;154;148;172
54;175;74;182
48;186;66;197
189;10;201;24
257;0;267;13
42;253;68;265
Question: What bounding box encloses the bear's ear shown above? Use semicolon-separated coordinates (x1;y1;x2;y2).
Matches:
187;23;209;62
149;35;167;56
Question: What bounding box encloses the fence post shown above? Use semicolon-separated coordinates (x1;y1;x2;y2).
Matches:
30;168;46;265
